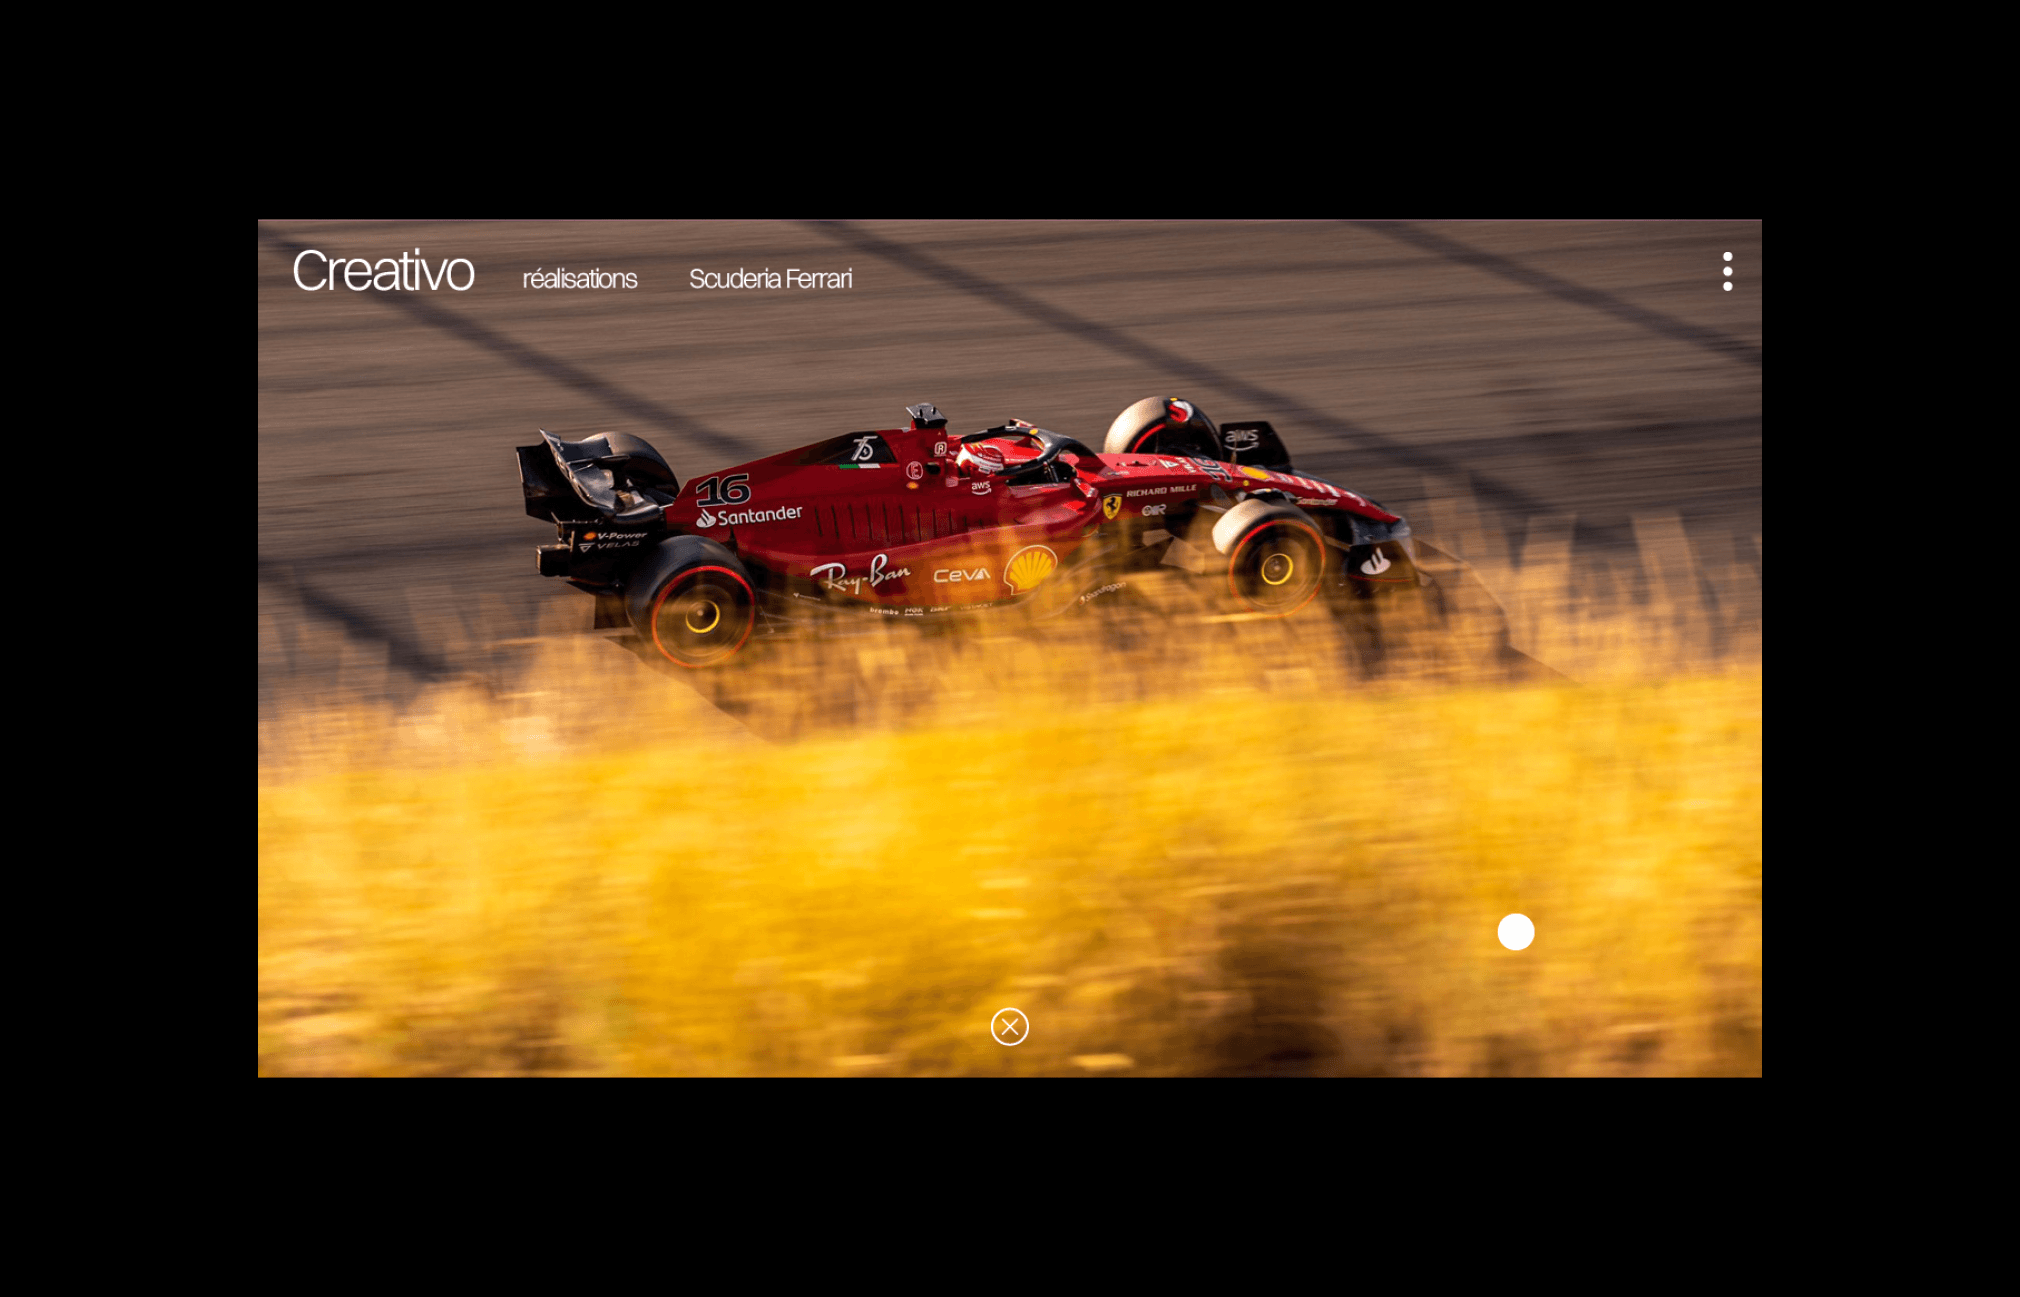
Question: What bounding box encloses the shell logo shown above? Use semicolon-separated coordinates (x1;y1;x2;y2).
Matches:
1239;465;1271;481
1003;545;1058;594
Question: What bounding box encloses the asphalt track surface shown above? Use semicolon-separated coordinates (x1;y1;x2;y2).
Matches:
257;220;1761;702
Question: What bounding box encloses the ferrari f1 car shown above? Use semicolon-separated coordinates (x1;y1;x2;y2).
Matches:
515;397;1425;668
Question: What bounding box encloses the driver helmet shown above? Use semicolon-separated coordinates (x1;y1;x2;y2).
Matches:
955;422;1040;477
957;441;1009;476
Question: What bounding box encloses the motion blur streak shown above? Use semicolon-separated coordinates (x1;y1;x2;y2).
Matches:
258;539;1761;1077
1346;221;1763;368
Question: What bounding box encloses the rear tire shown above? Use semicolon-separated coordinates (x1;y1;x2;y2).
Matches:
625;536;757;668
1212;499;1326;615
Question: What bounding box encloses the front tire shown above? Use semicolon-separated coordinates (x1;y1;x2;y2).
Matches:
1212;499;1325;615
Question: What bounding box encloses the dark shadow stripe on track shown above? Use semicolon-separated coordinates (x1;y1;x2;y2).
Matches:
259;557;472;685
802;220;1555;521
1349;221;1762;369
264;529;553;573
257;225;759;462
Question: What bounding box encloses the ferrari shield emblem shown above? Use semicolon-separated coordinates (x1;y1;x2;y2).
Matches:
1103;495;1122;521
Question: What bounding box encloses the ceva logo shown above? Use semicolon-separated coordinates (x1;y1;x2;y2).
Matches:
294;247;474;292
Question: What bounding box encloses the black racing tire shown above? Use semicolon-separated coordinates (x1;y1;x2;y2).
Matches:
1211;499;1326;615
624;536;757;669
1103;395;1220;458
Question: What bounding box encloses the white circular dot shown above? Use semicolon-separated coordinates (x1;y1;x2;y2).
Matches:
1723;283;1732;291
1723;252;1733;261
1724;267;1733;276
1498;913;1535;950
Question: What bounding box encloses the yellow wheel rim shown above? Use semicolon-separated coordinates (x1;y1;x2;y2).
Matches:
1261;552;1295;586
685;599;722;634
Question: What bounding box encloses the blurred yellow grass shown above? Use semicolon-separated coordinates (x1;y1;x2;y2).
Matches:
258;656;1761;1076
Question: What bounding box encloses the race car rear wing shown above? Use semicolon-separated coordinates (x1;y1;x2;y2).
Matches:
518;429;678;526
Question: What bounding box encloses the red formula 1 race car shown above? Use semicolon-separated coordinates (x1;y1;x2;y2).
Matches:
515;397;1426;668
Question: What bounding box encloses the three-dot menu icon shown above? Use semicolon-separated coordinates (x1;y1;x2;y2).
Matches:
1723;251;1733;291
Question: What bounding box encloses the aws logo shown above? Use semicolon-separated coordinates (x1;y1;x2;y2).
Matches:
1004;545;1058;594
1102;495;1121;521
